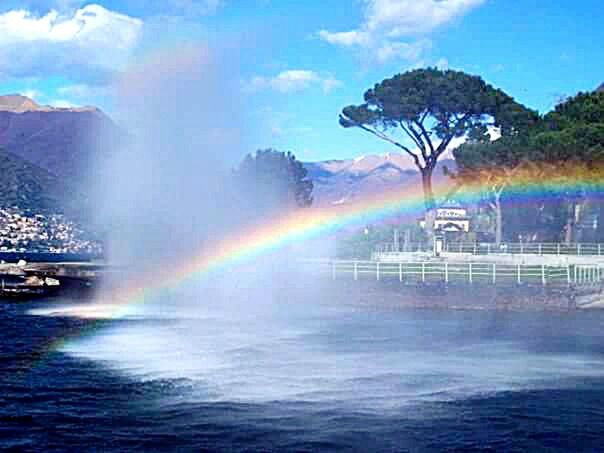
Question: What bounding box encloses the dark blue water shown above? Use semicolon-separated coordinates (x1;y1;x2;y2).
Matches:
3;298;604;452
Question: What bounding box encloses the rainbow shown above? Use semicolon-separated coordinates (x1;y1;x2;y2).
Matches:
18;43;604;369
58;177;435;319
93;44;604;318
52;162;604;319
20;162;604;372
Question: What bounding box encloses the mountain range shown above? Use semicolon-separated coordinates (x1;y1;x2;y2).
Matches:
305;154;454;207
0;95;122;217
0;95;121;182
303;79;604;207
0;94;457;215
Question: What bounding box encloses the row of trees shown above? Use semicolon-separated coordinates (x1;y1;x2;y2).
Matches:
233;70;602;246
453;90;604;243
341;68;604;244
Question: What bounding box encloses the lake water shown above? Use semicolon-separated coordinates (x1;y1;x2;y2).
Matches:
2;294;604;451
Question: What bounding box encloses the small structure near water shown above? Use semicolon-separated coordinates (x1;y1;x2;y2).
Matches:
0;260;108;300
0;273;60;299
419;201;470;233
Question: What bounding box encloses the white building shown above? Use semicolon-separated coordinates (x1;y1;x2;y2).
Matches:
419;202;470;233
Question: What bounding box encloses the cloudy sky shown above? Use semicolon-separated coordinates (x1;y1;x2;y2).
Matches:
1;0;602;160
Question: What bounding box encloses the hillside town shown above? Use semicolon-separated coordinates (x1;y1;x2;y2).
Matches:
0;208;103;256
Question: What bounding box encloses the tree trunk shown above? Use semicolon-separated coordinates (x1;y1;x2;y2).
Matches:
575;202;583;242
564;201;574;245
597;200;604;242
421;167;436;244
494;192;503;246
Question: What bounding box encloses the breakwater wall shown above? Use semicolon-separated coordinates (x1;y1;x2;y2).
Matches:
316;277;603;311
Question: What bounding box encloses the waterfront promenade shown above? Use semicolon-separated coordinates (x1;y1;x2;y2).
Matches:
325;260;602;288
306;243;604;310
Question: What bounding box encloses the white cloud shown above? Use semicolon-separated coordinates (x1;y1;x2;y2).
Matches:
0;4;143;82
57;83;107;98
319;0;484;64
270;70;319;93
246;70;342;94
322;75;342;93
22;89;41;100
363;0;484;36
317;30;369;47
376;39;431;63
47;99;78;108
435;57;449;69
13;0;224;17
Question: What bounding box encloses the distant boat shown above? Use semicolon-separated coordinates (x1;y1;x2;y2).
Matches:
0;274;60;300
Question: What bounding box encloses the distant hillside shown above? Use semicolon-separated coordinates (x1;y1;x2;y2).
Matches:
0;94;121;181
0;94;100;114
0;148;77;212
305;154;455;207
0;94;40;113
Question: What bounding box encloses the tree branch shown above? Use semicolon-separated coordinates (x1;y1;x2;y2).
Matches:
355;123;423;169
494;182;507;197
419;110;430;125
434;134;455;160
398;120;425;155
407;122;430;162
413;119;436;157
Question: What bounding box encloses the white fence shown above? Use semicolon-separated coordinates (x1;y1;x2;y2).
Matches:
323;260;603;287
446;242;604;256
375;242;604;256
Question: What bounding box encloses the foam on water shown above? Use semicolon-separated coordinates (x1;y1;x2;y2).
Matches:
32;295;604;412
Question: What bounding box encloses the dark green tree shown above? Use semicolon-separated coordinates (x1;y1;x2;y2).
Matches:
235;149;313;214
533;91;604;167
452;136;533;244
339;68;536;239
532;91;604;242
453;90;604;244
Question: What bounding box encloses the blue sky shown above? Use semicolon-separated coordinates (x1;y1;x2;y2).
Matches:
1;1;602;162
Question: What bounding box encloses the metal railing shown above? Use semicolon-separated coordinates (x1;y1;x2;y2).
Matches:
374;242;432;253
323;260;603;287
374;242;604;256
444;242;604;256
